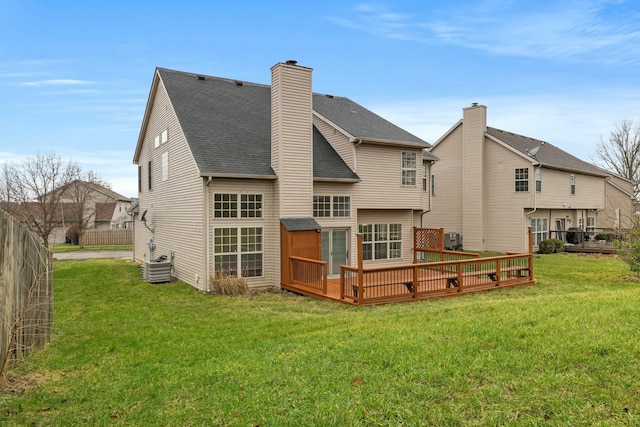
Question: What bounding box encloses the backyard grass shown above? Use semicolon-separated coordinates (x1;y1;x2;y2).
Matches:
1;253;640;425
50;243;132;253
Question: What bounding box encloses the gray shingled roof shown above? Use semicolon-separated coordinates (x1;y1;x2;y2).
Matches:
156;68;426;179
312;94;428;146
280;217;321;231
487;127;607;177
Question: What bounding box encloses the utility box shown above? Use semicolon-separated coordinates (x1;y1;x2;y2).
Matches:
141;259;172;283
444;233;462;250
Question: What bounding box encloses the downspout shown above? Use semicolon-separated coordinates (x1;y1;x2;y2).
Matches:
204;176;213;292
524;165;539;247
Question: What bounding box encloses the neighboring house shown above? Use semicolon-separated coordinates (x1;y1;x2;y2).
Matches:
426;103;634;252
2;181;133;245
58;181;134;232
132;61;435;290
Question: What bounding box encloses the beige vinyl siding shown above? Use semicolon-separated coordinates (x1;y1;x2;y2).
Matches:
483;141;533;252
357;210;415;266
207;179;277;289
134;78;205;289
351;144;422;209
535;168;604;209
600;180;634;230
271;63;313;218
313;117;355;170
461;105;486;250
424;125;464;233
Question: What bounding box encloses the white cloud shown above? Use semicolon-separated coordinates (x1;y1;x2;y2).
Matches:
20;79;94;87
330;1;640;64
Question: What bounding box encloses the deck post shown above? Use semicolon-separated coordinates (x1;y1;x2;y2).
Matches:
357;233;364;305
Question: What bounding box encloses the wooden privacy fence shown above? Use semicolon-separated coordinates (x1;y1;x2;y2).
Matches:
0;210;53;379
83;229;132;245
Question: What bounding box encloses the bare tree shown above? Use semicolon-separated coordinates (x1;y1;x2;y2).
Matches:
593;119;640;200
8;152;80;248
63;170;112;247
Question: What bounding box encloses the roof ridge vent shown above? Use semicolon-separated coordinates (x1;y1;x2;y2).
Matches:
235;81;243;86
197;75;205;81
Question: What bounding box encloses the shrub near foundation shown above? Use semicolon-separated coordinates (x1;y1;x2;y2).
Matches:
538;238;564;254
209;272;248;295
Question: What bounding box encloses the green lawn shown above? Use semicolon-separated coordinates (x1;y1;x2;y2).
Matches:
1;253;640;425
50;243;132;253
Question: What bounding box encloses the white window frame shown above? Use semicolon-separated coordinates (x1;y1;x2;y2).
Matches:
358;223;402;260
535;168;542;192
161;151;168;181
214;193;262;219
422;163;428;192
401;152;417;186
213;227;263;278
515;168;529;192
530;218;548;246
313;195;350;218
570;174;576;195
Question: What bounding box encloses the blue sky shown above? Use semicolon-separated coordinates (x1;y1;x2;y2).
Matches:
1;0;639;198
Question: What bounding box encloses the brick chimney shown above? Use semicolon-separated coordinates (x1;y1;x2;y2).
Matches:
271;60;314;218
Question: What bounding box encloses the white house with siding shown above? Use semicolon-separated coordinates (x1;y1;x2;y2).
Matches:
132;61;435;290
426;103;634;252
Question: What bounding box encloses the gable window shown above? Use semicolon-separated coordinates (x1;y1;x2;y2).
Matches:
213;227;263;277
535;168;542;192
214;193;262;218
570;174;576;195
401;152;416;186
148;161;152;191
515;168;529;192
358;223;402;260
530;218;548;246
161;151;168;181
313;195;351;218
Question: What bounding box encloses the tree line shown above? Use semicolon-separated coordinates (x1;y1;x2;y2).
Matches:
0;152;112;248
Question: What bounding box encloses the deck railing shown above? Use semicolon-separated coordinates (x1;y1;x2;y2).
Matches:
289;256;327;294
340;253;533;305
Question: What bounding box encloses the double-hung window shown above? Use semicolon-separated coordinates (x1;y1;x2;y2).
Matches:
401;152;416;186
515;168;529;192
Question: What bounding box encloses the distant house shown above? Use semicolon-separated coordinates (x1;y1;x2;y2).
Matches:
426;104;634;252
2;181;132;245
132;61;435;290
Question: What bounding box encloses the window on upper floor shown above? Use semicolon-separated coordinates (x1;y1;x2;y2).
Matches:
515;168;529;192
422;164;428;192
138;165;142;193
401;152;416;186
161;151;168;181
313;195;351;218
535;168;542;192
148;161;152;191
214;193;262;219
431;174;435;196
570;174;576;195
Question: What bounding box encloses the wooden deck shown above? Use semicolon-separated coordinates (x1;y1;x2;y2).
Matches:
282;253;534;306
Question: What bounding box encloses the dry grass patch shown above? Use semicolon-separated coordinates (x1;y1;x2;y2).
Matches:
209;272;248;295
